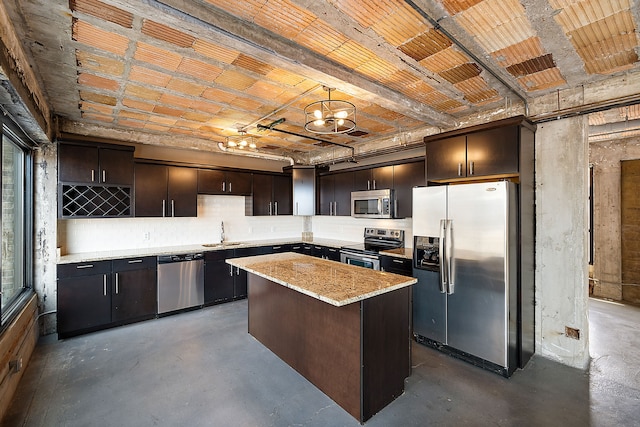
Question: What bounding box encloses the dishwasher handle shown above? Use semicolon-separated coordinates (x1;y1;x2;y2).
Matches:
157;253;204;264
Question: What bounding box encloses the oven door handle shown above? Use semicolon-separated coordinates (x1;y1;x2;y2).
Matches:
340;250;379;261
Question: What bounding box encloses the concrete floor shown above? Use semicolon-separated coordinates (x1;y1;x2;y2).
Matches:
2;298;639;426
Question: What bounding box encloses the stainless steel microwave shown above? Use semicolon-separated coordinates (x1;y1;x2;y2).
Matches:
351;189;395;218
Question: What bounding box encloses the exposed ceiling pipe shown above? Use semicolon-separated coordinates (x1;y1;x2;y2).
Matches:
257;118;356;159
404;0;530;117
216;142;294;165
240;85;323;132
589;119;640;138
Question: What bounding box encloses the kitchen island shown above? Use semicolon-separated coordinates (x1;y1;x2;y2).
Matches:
226;252;417;422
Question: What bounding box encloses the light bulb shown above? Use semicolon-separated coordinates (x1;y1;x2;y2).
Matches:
313;109;323;119
313;119;325;127
335;110;348;119
227;140;237;147
337;119;344;126
240;139;248;147
249;142;256;149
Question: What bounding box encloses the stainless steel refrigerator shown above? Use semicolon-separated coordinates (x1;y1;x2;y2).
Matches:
412;181;520;376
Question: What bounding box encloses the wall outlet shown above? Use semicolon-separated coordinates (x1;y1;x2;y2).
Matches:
9;358;22;374
143;232;150;241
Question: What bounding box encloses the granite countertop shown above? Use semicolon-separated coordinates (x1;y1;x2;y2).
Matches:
226;252;417;307
380;247;413;259
57;238;361;264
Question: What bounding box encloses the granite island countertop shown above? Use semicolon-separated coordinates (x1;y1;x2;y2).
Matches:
226;252;416;307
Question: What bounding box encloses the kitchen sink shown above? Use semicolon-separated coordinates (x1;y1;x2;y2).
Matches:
202;242;243;248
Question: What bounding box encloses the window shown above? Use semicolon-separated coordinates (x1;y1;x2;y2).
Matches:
1;121;32;320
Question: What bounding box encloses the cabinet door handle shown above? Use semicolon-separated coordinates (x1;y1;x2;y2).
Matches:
268;202;272;215
272;246;281;250
393;259;404;264
373;179;376;190
91;170;95;182
162;200;166;217
222;181;225;192
333;201;337;215
274;201;278;216
76;264;94;269
236;267;240;276
229;182;232;193
102;170;106;182
457;163;462;176
367;180;371;190
171;200;175;217
115;273;119;294
128;259;143;264
295;202;298;215
229;265;233;276
469;161;474;175
103;274;108;296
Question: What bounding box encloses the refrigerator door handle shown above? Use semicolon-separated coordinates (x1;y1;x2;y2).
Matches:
446;219;455;294
439;219;447;293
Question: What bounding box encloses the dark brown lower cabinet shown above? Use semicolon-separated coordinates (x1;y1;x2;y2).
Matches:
57;261;112;338
57;257;157;338
204;247;268;305
204;250;235;305
111;258;157;323
380;255;412;276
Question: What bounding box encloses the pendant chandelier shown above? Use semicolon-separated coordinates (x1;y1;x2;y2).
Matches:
304;87;356;134
225;130;256;150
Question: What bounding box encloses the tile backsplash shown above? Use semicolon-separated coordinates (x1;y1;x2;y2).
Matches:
58;195;303;254
311;215;412;244
58;195;413;254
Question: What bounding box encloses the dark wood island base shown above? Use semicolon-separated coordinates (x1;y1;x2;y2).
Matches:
248;273;411;422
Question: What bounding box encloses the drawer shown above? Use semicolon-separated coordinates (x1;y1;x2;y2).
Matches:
204;249;234;262
112;256;156;272
381;256;412;275
57;260;112;278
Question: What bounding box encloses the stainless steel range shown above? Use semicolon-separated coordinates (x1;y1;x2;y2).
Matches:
340;228;405;270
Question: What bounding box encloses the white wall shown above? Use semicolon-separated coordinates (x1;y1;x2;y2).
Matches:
535;116;590;369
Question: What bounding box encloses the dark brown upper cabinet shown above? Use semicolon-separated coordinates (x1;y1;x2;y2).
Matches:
426;123;520;182
251;173;292;216
318;171;353;216
134;163;197;217
59;142;134;186
392;160;425;218
197;169;252;195
353;166;394;191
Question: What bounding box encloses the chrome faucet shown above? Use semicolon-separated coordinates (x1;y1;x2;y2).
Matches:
220;221;225;243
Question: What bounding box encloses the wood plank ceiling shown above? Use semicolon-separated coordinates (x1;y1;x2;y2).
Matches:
7;0;640;163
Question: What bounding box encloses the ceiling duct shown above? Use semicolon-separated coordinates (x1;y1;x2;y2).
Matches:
216;142;294;166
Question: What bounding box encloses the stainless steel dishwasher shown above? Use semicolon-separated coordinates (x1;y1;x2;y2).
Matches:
157;253;204;314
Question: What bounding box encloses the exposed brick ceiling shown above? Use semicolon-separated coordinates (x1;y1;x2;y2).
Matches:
6;0;640;162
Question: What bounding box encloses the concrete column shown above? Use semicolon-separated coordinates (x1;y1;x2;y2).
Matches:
33;142;58;335
535;116;590;369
